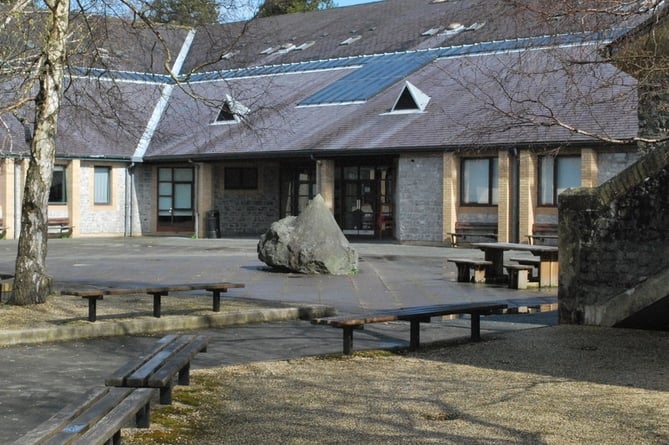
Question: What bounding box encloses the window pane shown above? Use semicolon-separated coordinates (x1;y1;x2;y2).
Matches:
49;166;66;203
94;167;110;204
539;156;555;205
173;183;192;209
556;157;581;195
174;168;193;182
158;168;172;181
463;158;489;204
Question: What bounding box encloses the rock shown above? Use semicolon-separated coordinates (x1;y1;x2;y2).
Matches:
257;195;358;275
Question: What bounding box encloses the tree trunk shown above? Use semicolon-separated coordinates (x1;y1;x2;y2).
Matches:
9;0;69;305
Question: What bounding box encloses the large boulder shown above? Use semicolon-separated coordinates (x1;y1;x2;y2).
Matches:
257;195;358;275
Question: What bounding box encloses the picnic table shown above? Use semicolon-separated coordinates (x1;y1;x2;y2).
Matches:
471;242;559;287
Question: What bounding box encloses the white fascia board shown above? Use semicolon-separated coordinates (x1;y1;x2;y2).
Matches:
131;29;196;162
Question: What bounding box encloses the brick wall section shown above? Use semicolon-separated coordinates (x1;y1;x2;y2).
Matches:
77;162;128;235
497;150;511;242
558;144;669;326
397;154;443;242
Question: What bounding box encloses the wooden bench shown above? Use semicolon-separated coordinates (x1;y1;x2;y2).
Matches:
527;223;558;245
312;302;508;355
48;217;73;238
11;386;155;445
106;334;208;405
61;282;245;322
447;222;498;247
504;263;534;289
446;258;492;283
0;273;14;302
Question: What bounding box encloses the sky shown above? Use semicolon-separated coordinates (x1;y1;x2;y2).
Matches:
336;0;378;6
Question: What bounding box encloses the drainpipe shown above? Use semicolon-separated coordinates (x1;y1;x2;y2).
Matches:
125;162;135;237
510;147;520;243
188;159;199;238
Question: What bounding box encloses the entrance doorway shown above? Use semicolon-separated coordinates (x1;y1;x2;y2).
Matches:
281;164;316;217
157;167;194;232
335;164;394;238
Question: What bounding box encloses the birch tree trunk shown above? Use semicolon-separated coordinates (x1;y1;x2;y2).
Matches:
9;0;69;305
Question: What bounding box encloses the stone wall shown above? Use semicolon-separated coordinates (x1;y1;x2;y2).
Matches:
216;162;280;236
397;154;444;242
558;145;669;329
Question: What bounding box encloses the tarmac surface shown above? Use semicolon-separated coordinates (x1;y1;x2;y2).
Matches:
0;237;558;443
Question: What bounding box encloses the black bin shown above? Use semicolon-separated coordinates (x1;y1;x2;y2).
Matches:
206;210;220;238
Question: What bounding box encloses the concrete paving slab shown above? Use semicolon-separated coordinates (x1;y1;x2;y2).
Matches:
0;237;558;442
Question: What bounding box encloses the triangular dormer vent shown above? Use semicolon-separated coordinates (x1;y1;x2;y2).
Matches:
215;94;250;124
390;81;430;113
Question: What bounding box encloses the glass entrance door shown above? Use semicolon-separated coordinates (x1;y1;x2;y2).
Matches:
157;167;194;232
336;164;394;238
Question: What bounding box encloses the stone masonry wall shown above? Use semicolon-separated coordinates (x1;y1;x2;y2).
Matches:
397;154;444;242
558;145;669;327
216;162;280;236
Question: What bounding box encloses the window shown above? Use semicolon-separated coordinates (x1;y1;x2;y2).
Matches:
539;155;581;206
461;157;498;206
49;165;66;204
94;166;111;205
214;94;250;124
224;167;258;190
389;81;430;114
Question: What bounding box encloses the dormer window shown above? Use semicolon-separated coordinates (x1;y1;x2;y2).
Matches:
388;81;430;114
214;95;250;124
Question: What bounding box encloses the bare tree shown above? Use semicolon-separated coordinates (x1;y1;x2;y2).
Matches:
2;0;260;305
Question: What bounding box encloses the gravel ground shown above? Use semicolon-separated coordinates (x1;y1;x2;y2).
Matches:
124;324;669;445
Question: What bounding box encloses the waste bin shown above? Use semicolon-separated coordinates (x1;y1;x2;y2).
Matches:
206;210;220;238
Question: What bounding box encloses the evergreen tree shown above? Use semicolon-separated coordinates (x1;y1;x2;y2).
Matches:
146;0;220;26
259;0;335;17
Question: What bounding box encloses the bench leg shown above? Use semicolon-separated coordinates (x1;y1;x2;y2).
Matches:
212;289;226;312
409;320;420;350
178;363;191;386
342;326;354;355
516;270;529;289
88;297;100;322
472;266;486;283
455;264;470;282
159;384;173;405
470;312;481;341
151;292;167;318
136;400;152;428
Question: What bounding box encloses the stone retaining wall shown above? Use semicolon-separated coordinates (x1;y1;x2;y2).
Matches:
558;144;669;329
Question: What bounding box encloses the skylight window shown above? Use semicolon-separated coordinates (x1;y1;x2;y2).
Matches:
214;95;250;124
339;35;362;46
422;27;441;36
388;82;430;114
295;41;315;51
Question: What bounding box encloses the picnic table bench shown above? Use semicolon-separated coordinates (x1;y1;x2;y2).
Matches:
48;217;73;238
106;334;208;405
446;258;492;283
11;386;155;445
61;282;245;322
312;302;508;355
447;222;498;247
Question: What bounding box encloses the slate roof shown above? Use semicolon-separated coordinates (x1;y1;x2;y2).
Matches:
0;0;652;160
145;42;638;160
183;0;651;73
